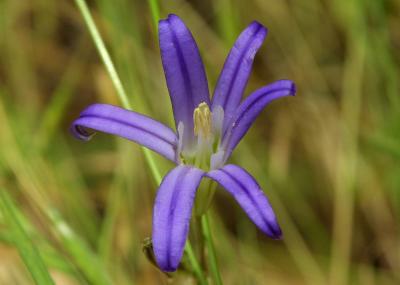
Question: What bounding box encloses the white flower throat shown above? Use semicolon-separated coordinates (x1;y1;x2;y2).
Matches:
178;102;225;170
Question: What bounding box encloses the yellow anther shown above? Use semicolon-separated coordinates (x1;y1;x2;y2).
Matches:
193;102;212;138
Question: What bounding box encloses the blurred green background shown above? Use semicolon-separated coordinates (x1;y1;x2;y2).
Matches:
0;0;399;284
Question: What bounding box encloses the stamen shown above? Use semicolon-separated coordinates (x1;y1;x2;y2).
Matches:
193;102;212;138
211;105;224;135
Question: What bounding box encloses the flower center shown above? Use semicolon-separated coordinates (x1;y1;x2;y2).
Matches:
193;102;212;139
189;102;214;169
178;103;225;170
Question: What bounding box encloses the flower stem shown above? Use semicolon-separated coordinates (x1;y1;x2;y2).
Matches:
185;241;209;285
201;213;223;285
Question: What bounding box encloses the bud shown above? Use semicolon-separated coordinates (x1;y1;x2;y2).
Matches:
142;237;172;276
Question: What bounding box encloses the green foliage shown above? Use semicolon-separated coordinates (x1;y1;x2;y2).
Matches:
0;190;55;285
0;0;399;284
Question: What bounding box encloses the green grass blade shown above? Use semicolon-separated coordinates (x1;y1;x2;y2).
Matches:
48;210;112;285
74;0;163;185
201;213;223;285
185;241;208;285
148;0;160;33
0;189;55;285
74;0;132;110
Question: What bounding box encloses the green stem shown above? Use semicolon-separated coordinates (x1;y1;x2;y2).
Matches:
73;1;208;283
201;213;223;285
74;0;164;186
74;0;164;185
185;241;209;285
142;148;162;184
147;0;160;33
74;0;131;110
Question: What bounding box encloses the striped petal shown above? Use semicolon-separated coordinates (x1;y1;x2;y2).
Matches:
207;164;281;238
212;21;267;130
71;104;178;162
159;14;210;151
222;80;296;159
152;166;205;272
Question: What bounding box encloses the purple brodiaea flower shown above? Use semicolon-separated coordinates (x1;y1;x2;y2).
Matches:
71;14;295;272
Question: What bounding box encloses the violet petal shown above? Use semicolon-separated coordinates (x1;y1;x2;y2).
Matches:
71;103;178;162
207;164;282;238
211;21;267;130
159;14;210;150
222;80;296;159
152;165;205;272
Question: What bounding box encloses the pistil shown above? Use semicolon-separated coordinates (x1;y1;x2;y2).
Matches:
193;102;212;139
192;102;214;169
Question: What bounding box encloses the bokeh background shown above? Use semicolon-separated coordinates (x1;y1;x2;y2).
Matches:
0;0;399;284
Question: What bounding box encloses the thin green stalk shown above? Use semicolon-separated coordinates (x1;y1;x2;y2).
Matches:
73;0;164;185
48;210;112;285
143;149;162;184
0;189;55;285
74;0;131;110
185;241;208;285
214;0;237;45
73;2;208;283
147;0;160;33
201;213;223;285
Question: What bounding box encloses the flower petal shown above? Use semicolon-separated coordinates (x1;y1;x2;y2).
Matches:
71;104;178;162
152;165;205;272
159;14;210;150
207;164;281;238
212;21;267;129
222;80;296;159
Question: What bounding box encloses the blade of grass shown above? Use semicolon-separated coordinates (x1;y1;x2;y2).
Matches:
74;0;162;184
48;210;112;285
74;0;131;110
201;213;223;285
0;97;113;284
329;1;366;283
185;241;209;285
0;206;88;282
213;0;238;46
148;0;160;33
0;189;55;285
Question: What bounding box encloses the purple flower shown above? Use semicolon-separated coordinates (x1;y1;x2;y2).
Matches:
71;14;295;272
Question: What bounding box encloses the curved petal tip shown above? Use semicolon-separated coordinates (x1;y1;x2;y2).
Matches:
269;222;283;240
289;81;297;96
207;164;282;239
249;20;268;36
70;123;94;141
